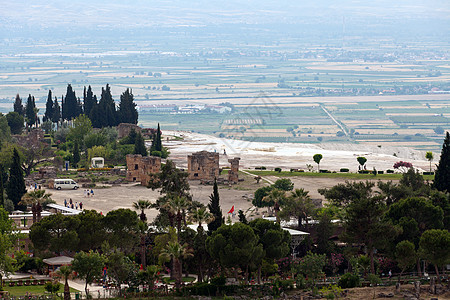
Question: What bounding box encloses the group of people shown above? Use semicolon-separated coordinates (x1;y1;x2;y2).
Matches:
84;189;94;197
64;198;83;210
29;182;41;191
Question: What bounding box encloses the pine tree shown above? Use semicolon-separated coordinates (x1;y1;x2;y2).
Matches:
151;123;162;152
43;90;54;122
207;178;223;233
72;141;80;168
13;94;24;116
434;131;450;193
117;88;138;124
83;86;96;117
25;94;37;128
6;148;26;210
51;97;61;124
134;132;148;156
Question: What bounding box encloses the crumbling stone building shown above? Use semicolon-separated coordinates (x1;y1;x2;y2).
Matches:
187;151;219;180
118;123;142;139
12;129;45;147
126;154;161;186
228;157;240;184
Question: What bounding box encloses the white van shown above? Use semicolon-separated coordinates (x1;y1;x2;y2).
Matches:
54;179;79;190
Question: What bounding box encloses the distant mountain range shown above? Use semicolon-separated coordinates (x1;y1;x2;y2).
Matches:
1;0;449;30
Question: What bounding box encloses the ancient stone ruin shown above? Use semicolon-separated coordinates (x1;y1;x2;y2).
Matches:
187;151;219;181
117;123;142;139
126;154;161;186
228;157;240;184
12;129;45;147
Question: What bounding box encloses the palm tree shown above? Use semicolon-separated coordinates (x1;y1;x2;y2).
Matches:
159;241;193;289
262;188;286;223
189;207;214;232
138;221;150;268
163;196;191;237
279;188;315;230
133;199;152;222
20;190;52;223
56;265;72;300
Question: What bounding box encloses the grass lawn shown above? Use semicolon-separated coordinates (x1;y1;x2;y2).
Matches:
246;170;435;181
162;276;196;284
3;285;79;296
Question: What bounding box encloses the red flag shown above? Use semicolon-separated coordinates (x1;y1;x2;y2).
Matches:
228;206;234;214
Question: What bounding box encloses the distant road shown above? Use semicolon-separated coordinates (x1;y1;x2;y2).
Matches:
320;104;348;136
137;94;450;106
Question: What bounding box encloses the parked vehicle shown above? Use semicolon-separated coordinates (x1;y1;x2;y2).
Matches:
54;179;79;190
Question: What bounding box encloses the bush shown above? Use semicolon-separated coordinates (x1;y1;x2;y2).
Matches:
151;150;162;157
338;273;360;289
319;169;329;173
423;171;434;175
358;170;370;174
274;167;282;173
295;274;306;289
210;275;226;286
377;171;384;174
386;169;394;173
340;168;349;172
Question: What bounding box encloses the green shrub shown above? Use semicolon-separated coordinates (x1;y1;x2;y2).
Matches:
274;167;282;173
338;273;360;289
319;169;328;173
423;171;434;175
295;274;306;289
340;168;349;172
358;170;370;174
386;169;394;173
210;275;226;286
377;171;384;174
151;150;162;157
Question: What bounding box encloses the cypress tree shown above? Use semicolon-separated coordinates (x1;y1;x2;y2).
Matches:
89;102;102;128
62;84;78;120
118;88;138;124
25;94;37;128
98;84;117;127
207;178;223;233
51;97;61;124
83;85;95;117
13;94;24;116
0;166;5;206
72;141;80;168
43;90;53;122
128;128;138;144
434;131;450;193
6;148;26;210
134;132;148;156
77;98;83;117
151;123;162;152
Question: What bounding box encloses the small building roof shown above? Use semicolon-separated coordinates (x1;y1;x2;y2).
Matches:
43;256;74;266
46;204;81;215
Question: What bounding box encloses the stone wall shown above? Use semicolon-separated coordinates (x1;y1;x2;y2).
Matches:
228;157;240;184
126;154;161;186
12;129;45;148
187;151;219;180
118;123;142;139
